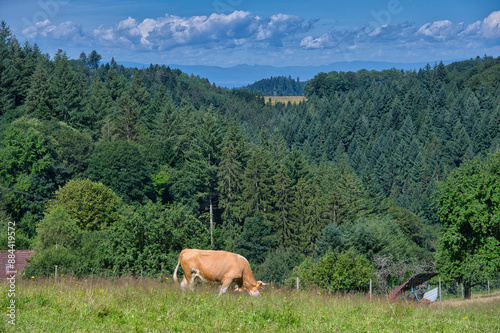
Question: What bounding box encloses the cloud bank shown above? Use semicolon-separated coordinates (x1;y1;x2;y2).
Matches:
300;10;500;50
21;10;500;64
23;11;310;50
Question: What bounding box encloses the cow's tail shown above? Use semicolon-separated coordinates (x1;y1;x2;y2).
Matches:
173;256;181;284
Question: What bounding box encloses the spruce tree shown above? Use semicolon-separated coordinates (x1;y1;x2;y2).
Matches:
114;93;143;142
50;50;83;121
218;120;247;223
152;96;181;165
239;146;273;220
82;78;112;139
25;63;52;119
271;164;298;249
182;107;223;246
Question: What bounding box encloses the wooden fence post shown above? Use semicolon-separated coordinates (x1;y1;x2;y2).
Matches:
439;277;442;305
55;265;58;284
296;277;299;293
370;279;372;301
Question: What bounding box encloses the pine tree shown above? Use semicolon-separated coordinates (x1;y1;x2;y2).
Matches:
81;78;112;139
488;104;500;143
183;107;223;247
271;164;298;249
334;161;370;224
239;146;273;220
284;148;309;187
294;177;324;255
237;213;276;264
87;50;102;71
50;50;84;121
25;63;53;119
145;85;169;130
104;67;125;102
152;96;182;165
114;93;143;142
218;120;247;223
128;71;150;116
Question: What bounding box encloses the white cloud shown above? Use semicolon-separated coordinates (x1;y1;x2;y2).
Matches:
20;11;309;52
462;10;500;39
300;10;500;53
417;20;464;41
22;19;83;40
300;29;357;50
91;11;308;50
17;10;500;65
300;34;330;49
481;10;500;38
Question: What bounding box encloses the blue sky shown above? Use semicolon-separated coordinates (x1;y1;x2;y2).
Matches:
1;0;499;67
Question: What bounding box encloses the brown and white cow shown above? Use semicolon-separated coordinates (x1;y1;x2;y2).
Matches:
173;249;267;296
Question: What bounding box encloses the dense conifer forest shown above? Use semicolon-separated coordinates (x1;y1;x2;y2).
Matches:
1;21;499;287
245;76;306;96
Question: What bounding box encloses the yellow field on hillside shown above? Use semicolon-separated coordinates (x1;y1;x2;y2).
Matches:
265;96;306;105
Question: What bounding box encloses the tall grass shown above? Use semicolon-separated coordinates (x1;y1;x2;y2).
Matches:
3;275;499;332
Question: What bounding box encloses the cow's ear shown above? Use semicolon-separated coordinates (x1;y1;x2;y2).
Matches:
257;281;268;287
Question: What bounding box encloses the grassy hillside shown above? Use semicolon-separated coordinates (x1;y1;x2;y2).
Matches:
5;276;500;332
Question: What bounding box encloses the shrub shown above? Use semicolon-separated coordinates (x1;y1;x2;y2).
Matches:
25;245;80;277
292;249;375;292
255;248;304;284
47;179;123;231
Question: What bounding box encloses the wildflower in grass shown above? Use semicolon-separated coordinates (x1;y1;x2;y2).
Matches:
31;276;35;279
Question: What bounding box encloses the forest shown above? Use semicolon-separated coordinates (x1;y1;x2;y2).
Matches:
245;75;306;96
1;21;499;290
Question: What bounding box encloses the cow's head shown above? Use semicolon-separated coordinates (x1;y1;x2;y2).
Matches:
247;281;268;296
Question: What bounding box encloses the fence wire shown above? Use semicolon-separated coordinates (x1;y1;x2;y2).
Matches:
14;264;500;301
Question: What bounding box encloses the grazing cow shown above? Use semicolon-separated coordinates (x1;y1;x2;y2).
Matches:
173;249;267;296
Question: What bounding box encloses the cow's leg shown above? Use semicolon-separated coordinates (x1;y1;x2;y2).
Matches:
219;278;233;296
180;277;188;291
180;268;194;291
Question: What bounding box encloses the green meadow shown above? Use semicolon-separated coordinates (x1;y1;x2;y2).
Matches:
3;276;500;332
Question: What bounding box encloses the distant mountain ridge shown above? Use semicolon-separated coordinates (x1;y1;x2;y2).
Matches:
117;60;460;88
